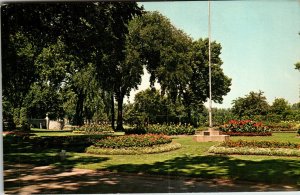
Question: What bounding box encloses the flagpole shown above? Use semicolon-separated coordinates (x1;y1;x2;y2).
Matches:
208;0;213;129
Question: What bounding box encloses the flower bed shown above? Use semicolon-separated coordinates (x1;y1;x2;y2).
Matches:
219;120;271;136
86;142;181;155
87;134;180;155
93;134;171;148
220;140;300;149
209;140;300;157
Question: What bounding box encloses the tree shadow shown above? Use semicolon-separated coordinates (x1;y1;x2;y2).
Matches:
4;155;299;194
104;155;300;187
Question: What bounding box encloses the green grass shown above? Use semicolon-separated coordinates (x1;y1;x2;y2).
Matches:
230;132;300;143
4;133;300;186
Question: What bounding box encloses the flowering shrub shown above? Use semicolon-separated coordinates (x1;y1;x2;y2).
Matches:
219;120;271;136
145;124;196;135
220;140;300;149
264;121;294;131
93;134;172;148
73;125;114;135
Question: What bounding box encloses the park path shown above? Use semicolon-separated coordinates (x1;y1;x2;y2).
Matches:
4;163;298;194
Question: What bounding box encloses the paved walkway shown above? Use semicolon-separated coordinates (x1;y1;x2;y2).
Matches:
4;164;299;194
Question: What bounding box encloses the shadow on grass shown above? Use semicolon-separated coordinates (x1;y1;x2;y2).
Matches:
104;155;300;186
4;155;300;194
3;136;108;168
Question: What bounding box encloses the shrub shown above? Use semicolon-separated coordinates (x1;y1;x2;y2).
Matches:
145;124;196;135
219;120;271;136
124;127;147;135
93;134;172;148
73;125;114;135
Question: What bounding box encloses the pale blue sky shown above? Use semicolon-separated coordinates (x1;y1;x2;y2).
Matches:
129;1;300;108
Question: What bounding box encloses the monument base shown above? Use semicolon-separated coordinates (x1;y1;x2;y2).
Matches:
193;128;229;142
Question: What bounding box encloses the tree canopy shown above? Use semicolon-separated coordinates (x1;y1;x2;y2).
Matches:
232;91;270;118
2;4;233;130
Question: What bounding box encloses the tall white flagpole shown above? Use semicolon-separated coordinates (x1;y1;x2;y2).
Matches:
208;0;213;129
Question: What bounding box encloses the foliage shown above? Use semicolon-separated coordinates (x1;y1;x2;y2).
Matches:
269;98;292;121
123;127;147;135
146;124;196;135
211;108;235;126
232;91;270;118
73;125;114;135
264;121;296;131
93;134;172;148
220;140;300;149
2;2;143;128
219;119;271;136
86;142;181;155
295;62;300;71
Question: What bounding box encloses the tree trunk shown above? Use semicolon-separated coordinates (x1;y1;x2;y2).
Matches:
187;107;192;125
110;92;115;130
73;91;84;126
116;93;124;131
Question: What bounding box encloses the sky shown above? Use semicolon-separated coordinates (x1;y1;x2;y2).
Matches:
128;0;300;108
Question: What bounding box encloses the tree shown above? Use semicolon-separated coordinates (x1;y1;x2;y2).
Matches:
271;98;291;115
295;62;300;71
2;2;143;129
131;88;169;123
232;91;270;118
181;38;231;122
93;3;143;130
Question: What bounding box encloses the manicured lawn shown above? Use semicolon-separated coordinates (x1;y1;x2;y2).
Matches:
230;132;300;143
4;133;300;186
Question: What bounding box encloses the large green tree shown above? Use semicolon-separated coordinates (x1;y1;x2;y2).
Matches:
2;2;143;128
125;11;232;125
232;91;270;118
181;38;231;122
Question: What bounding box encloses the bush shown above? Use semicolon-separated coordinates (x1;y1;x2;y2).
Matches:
219;120;271;136
93;134;172;148
124;127;147;135
145;124;196;135
74;125;114;135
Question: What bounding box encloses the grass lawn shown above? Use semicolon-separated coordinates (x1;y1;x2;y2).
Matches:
4;132;300;186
